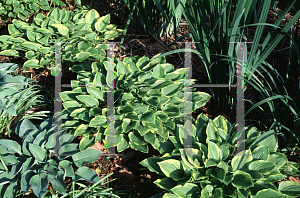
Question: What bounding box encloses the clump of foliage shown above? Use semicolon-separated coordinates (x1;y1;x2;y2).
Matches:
0;63;49;136
0;116;103;198
140;113;300;197
0;8;123;76
0;0;51;21
61;54;211;153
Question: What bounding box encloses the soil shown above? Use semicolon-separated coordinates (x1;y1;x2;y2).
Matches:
0;0;300;197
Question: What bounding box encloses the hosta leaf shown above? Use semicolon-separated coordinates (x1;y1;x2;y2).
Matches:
76;52;91;62
72;148;102;167
267;152;287;169
232;170;254;189
207;141;222;161
0;139;22;155
29;173;48;198
85;9;100;25
21;170;34;194
132;105;149;114
76;95;98;107
128;131;147;145
59;160;75;180
74;124;90;137
79;135;95;151
24;59;40;69
0;50;18;56
141;110;155;124
29;144;47;162
129;141;148;153
154;177;177;191
249;160;276;175
21;42;41;51
75;166;100;183
157;159;184;181
48;171;66;194
253;189;284;198
63;101;82;113
116;134;130;152
278;181;300;197
252;145;269;160
163;104;180;117
50;24;69;35
87;86;105;101
231;150;253;171
171;183;200;198
95;14;110;32
162;82;184;96
89;115;106;127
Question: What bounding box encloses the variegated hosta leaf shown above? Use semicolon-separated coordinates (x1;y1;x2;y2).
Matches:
61;55;211;153
140;113;299;198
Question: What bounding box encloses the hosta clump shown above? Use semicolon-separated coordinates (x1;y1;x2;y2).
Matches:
0;0;51;21
140;113;300;198
0;117;103;198
0;63;48;135
61;54;211;153
0;8;123;76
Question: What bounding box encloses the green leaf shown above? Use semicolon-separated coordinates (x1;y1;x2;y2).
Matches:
79;135;95;151
85;9;100;25
141;110;155;124
154;177;177;191
24;59;40;69
75;166;100;183
0;50;18;56
87;86;105;101
249;160;276;175
231;150;253;171
252;145;269;160
232;170;254;189
74;124;90;137
29;173;48;198
95;14;110;32
50;24;69;35
162;82;184;96
253;189;284;198
21;170;34;194
0;139;22;155
76;52;91;62
278;181;300;197
28;144;47;162
59;160;75;180
21;42;41;51
267;152;287;169
48;171;66;194
157;159;184;181
89;115;107;127
171;183;200;198
76;95;98;107
72;148;102;167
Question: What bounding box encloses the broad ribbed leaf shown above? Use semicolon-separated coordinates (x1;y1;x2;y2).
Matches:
157;159;184;181
28;144;47;162
231;150;253;171
248;160;276;175
76;95;98;107
29;173;48;198
232;170;254;189
95;14;110;32
0;139;22;155
89;115;106;127
171;183;200;198
75;166;100;183
51;24;69;35
162;82;183;96
278;181;300;197
72;148;102;167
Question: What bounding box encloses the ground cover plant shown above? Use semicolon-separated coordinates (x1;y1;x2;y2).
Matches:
0;63;49;136
140;114;300;197
0;0;300;197
0;8;123;76
61;54;211;153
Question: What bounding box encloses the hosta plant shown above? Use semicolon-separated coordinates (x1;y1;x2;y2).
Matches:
0;8;123;76
140;113;300;198
0;63;49;135
0;116;103;198
61;54;211;153
0;0;51;21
